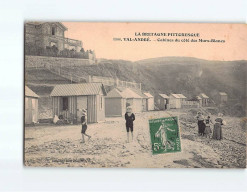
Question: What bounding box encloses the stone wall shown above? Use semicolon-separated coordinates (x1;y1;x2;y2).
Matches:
25;55;95;68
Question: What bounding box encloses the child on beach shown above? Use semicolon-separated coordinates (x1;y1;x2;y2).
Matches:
81;109;91;143
124;107;135;143
204;116;213;138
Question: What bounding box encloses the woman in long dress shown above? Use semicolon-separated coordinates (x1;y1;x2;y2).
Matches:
196;112;205;136
212;113;225;140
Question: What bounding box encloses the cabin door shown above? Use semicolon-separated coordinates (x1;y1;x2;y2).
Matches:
87;95;97;123
77;96;87;123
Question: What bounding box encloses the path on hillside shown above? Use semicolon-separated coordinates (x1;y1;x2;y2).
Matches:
24;110;246;168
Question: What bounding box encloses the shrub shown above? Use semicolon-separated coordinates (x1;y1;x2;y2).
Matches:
25;43;89;59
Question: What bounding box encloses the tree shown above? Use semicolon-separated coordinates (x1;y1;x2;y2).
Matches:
80;48;85;53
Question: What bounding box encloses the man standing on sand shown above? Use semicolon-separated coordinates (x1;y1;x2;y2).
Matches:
125;107;135;143
81;109;91;143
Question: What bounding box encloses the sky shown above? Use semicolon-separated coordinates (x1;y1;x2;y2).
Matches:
63;22;247;61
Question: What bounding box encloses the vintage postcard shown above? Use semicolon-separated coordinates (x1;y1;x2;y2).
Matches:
24;22;246;168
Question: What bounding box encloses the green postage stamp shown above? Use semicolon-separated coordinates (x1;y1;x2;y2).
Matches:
149;116;181;155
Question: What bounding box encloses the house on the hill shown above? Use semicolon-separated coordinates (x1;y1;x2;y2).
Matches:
199;93;209;107
219;92;228;104
143;92;154;111
50;83;106;123
155;94;170;110
25;22;83;52
25;86;39;124
169;94;186;109
117;87;143;113
105;88;127;117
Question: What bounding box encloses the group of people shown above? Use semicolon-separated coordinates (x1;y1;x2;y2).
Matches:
80;107;136;143
196;111;225;140
80;107;225;144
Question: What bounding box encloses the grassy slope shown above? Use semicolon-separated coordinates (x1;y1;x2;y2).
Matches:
25;68;73;95
25;57;247;116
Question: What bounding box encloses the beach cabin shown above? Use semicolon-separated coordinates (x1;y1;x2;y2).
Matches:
105;88;127;117
156;94;170;110
169;94;186;109
130;88;149;112
178;94;187;105
199;93;209;107
117;87;143;113
25;86;39;124
50;83;107;123
219;92;228;104
195;96;202;106
143;92;154;111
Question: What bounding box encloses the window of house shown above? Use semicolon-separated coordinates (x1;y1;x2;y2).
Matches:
62;97;68;110
52;26;56;35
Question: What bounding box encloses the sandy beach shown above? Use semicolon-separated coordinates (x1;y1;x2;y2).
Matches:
24;109;246;168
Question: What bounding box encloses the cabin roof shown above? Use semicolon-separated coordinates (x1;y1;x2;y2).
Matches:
178;94;187;99
25;86;39;98
170;94;186;99
199;93;209;98
196;96;202;100
50;83;106;97
143;92;153;98
130;88;148;98
106;88;126;98
219;92;227;96
159;94;169;99
117;87;142;99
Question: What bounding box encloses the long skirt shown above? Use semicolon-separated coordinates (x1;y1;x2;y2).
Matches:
198;120;205;134
204;125;212;135
212;123;223;140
